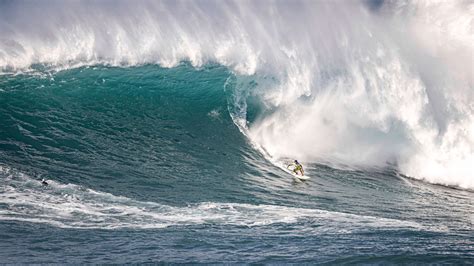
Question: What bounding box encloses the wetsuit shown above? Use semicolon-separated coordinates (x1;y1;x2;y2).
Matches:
293;163;304;175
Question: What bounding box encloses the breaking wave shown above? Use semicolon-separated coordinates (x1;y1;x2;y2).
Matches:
0;0;472;189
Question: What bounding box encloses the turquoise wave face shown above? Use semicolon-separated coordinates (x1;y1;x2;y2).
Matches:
0;64;263;202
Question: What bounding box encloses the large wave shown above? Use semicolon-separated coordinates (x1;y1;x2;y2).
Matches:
0;0;472;189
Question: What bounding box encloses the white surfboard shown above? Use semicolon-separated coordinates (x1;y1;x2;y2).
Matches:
285;164;310;180
291;172;310;180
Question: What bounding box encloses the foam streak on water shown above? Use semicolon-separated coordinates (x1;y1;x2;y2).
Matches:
0;166;427;231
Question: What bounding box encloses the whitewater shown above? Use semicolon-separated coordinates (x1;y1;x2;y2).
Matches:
0;0;473;264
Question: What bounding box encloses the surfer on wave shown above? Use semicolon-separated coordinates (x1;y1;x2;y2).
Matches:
288;160;304;176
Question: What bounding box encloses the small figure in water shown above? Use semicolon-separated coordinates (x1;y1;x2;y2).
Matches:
41;178;48;186
288;160;304;176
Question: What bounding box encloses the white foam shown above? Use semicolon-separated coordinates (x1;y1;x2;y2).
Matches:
0;166;426;231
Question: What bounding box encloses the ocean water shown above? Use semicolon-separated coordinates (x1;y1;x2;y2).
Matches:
1;0;473;264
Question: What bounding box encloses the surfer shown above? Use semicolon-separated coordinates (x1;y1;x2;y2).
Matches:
288;160;304;176
41;178;48;186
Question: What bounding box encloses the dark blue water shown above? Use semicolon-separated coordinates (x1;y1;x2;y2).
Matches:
0;65;472;264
